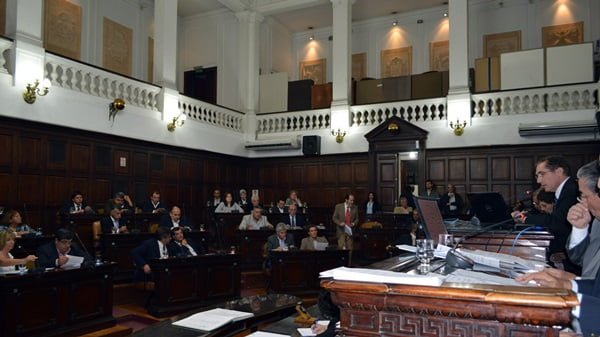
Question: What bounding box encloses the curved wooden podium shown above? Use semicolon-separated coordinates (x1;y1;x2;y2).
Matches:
321;279;577;337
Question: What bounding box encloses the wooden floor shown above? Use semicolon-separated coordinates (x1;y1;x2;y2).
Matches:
83;271;315;337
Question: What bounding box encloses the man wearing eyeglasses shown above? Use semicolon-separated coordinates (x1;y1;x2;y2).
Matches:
513;156;579;266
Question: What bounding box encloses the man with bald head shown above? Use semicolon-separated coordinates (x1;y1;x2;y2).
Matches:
159;206;192;229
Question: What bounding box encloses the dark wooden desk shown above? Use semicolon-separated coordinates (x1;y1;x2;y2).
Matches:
236;229;308;269
457;231;552;262
269;250;349;295
322;278;577;337
100;231;211;282
0;264;116;337
148;254;241;316
133;294;300;337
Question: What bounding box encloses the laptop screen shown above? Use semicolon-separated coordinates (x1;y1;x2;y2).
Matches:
467;192;512;224
414;196;447;243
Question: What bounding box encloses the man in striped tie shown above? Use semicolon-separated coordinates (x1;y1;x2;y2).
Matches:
332;194;358;250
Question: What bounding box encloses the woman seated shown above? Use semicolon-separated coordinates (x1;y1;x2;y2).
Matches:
0;210;34;236
393;196;413;215
215;192;244;213
0;229;37;273
285;190;303;208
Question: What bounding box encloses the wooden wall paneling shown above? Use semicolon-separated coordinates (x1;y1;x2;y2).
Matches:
491;184;511;204
47;139;66;170
321;164;337;185
70;143;91;173
353;162;369;184
276;165;290;187
165;156;179;179
427;159;445;181
319;188;337;208
94;145;112;172
69;178;89;200
379;186;395;209
306;164;320;185
164;184;178;207
150;153;164;177
515;184;532;205
377;154;397;211
469;184;488;193
563;154;588;177
0;173;12;205
114;149;130;174
448;158;466;181
514;156;534;180
203;160;219;186
491;157;511;180
338;164;352;185
0;132;12;166
134;182;148;206
113;178;131;197
45;176;66;206
260;166;276;187
18;175;42;205
134;152;149;178
91;179;111;209
469;157;488;181
181;158;192;180
19;136;42;170
291;165;305;184
336;187;353;203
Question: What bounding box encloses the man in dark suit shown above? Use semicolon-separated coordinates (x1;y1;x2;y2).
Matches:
132;227;174;280
237;189;252;213
36;228;93;269
514;156;579;262
100;208;129;234
282;204;305;229
332;194;359;250
266;223;296;251
104;191;134;214
270;199;287;214
169;226;205;257
159;206;191;229
439;184;464;217
141;190;167;214
60;190;95;215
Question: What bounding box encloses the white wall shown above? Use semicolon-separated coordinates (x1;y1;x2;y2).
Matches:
260;17;293;77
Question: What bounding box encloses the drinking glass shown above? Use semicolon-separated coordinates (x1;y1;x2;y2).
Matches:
415;239;435;272
438;234;454;247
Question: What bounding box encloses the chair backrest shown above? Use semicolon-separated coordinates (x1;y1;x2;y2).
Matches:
149;223;159;233
92;221;101;241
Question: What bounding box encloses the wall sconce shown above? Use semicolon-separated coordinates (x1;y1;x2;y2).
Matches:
449;119;467;136
331;129;346;143
167;113;187;132
387;122;399;134
109;98;126;123
23;78;51;104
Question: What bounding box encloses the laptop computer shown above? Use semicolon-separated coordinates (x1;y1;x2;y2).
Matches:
467;192;513;226
413;196;447;244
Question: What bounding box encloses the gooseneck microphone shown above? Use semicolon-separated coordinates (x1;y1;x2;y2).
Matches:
445;217;516;269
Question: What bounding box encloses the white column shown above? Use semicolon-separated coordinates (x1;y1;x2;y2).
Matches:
153;0;178;89
446;0;471;127
236;10;263;139
330;0;354;132
7;0;45;87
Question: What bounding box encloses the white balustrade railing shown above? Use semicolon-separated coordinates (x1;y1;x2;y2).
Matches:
0;37;12;74
472;83;598;117
178;95;245;132
45;53;160;110
256;109;331;134
351;98;448;127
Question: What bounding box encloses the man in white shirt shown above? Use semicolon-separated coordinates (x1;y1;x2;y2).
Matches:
239;206;273;230
100;208;128;234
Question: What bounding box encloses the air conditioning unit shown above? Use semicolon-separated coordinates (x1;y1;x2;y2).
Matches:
518;121;598;137
245;137;301;151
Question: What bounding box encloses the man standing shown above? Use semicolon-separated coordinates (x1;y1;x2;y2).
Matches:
566;160;600;278
332;194;358;249
514;156;578;263
100;208;129;234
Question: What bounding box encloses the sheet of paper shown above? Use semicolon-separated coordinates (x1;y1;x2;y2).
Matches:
61;255;84;270
344;224;353;236
319;266;345;278
172;308;253;331
445;269;524;286
246;332;290;337
297;328;315;336
332;267;445;286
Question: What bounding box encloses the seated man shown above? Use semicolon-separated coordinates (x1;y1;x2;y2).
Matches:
266;223;295;252
159;206;191;229
300;225;329;251
36;228;93;269
100;208;128;234
282;204;305;229
537;189;555;215
237;189;252;213
104;191;134;214
239;206;273;230
132;227;174;279
61;190;95;215
271;199;287;214
169;226;204;257
141;190;167;214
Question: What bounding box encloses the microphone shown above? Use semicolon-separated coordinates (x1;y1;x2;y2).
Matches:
445;217;516;269
72;230;94;267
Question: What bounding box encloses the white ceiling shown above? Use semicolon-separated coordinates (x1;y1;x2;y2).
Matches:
177;0;448;32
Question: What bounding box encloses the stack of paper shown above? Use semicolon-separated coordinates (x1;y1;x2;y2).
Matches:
445;269;525;286
245;332;290;337
331;267;445;286
173;308;253;331
456;249;546;272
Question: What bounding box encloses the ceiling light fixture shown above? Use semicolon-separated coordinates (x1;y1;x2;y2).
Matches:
308;26;314;41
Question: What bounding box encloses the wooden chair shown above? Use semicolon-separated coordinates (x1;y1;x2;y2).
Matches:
148;223;159;233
